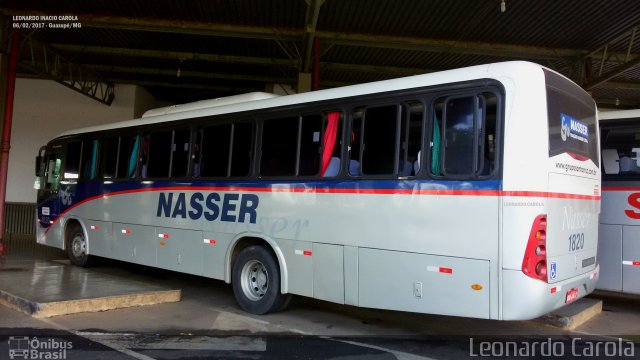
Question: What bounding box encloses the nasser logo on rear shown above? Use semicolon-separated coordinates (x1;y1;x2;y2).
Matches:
560;113;589;144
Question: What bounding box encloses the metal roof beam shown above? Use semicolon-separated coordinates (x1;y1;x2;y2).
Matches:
108;79;259;92
20;35;114;105
583;55;640;90
86;64;296;84
78;14;582;59
16;71;259;92
596;81;640;89
84;17;583;59
582;25;640;89
594;97;640;108
49;44;432;76
50;44;298;67
316;30;583;59
322;62;429;76
302;0;325;72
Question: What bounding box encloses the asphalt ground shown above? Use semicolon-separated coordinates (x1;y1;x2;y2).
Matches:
0;247;639;359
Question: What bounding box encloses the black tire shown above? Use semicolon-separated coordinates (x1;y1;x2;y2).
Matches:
232;245;290;315
276;292;293;312
67;225;93;267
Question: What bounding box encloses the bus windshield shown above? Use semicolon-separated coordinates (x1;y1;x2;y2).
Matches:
600;119;640;179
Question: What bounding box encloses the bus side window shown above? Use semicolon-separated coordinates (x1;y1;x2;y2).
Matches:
171;129;191;178
361;105;399;175
321;111;342;177
200;124;231;177
80;139;100;180
46;156;62;191
351;103;419;177
261;112;336;177
601;127;640;178
299;114;323;176
230;122;253;177
444;97;475;176
192;130;203;178
145;131;172;178
116;135;139;179
402;101;423;177
64;141;82;180
430;109;442;176
261;117;298;176
102;137;119;179
601;149;620;175
432;93;497;178
349;108;363;176
478;92;498;177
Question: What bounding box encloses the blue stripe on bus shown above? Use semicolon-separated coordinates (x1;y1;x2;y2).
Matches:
38;179;502;225
67;178;503;203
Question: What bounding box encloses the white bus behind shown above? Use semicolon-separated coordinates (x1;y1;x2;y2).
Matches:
598;109;640;295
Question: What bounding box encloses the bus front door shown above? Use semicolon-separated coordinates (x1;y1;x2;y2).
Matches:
36;147;63;232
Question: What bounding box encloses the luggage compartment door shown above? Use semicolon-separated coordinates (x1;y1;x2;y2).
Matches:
358;248;490;318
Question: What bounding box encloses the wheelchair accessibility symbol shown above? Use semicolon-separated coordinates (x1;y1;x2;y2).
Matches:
550;262;557;281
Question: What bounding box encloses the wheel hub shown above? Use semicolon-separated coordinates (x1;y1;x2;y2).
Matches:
71;234;85;258
241;260;269;301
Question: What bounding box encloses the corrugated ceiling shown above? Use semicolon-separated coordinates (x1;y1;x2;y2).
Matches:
2;0;639;107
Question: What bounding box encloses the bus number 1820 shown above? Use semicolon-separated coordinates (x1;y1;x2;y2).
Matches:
568;233;585;252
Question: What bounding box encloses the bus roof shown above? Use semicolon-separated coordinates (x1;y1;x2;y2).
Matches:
56;61;548;139
599;109;640;121
141;92;280;118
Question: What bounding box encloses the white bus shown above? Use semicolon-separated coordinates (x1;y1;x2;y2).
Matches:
598;109;640;295
34;61;600;320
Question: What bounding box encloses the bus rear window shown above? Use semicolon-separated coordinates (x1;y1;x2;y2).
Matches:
545;69;598;166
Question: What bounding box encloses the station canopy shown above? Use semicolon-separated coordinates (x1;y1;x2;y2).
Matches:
1;0;639;107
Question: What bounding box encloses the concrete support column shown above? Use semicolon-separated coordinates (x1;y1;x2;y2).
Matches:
297;72;312;93
0;19;9;131
0;23;18;254
0;18;10;257
265;83;295;96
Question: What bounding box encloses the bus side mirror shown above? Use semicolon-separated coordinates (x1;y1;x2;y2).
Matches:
35;155;42;176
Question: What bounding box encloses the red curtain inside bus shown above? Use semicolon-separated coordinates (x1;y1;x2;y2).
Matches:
321;112;340;176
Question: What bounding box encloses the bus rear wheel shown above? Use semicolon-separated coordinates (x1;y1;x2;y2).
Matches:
232;245;290;314
67;225;93;267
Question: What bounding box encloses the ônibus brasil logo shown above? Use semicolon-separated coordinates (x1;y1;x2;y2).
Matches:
8;336;72;359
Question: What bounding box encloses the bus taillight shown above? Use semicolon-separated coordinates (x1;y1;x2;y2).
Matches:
522;215;548;282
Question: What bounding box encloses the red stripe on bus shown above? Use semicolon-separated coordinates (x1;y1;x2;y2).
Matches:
439;267;453;274
90;187;599;199
603;186;640;192
567;152;589;162
40;187;600;233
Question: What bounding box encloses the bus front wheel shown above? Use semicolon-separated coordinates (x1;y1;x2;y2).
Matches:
232;245;290;314
67;225;93;267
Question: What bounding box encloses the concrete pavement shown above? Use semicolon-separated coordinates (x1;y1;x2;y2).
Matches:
0;248;639;359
